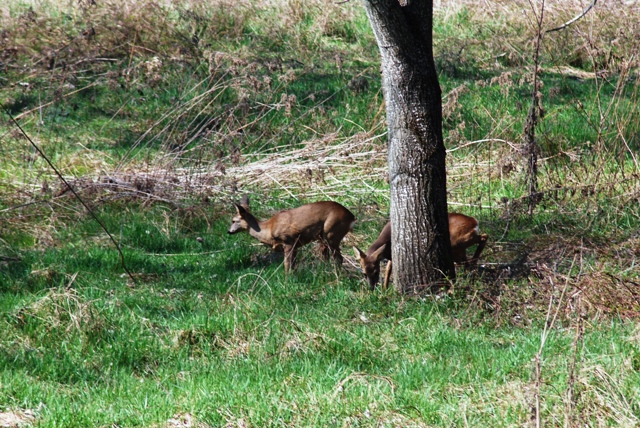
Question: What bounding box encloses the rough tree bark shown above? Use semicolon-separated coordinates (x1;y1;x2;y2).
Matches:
362;0;455;292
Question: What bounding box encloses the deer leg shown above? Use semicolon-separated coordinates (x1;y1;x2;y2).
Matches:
319;242;332;261
322;233;344;266
382;260;392;291
329;239;344;266
317;232;337;262
331;247;343;265
451;248;467;266
284;245;298;272
470;234;488;265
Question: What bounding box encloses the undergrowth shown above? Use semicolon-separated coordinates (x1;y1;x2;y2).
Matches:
1;0;640;426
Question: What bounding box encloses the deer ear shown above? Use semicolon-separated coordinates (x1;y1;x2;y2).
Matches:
240;195;250;209
234;203;247;214
371;244;387;262
353;246;366;260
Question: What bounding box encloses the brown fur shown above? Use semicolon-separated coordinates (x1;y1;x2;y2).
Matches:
354;213;488;290
353;222;391;290
229;198;355;272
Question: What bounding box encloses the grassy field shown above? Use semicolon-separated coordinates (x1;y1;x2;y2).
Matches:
1;0;640;426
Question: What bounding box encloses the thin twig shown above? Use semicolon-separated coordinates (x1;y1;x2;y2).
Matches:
546;0;597;33
565;304;583;427
524;0;546;216
5;110;137;285
532;255;576;428
13;81;101;120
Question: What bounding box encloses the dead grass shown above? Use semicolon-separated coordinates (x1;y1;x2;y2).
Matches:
4;126;638;322
160;413;213;428
574;364;639;427
0;409;36;428
435;0;640;72
16;284;104;334
2;0;639;324
28;127;388;212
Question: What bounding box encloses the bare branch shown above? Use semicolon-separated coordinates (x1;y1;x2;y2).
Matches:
546;0;597;33
5;110;137;286
14;81;101;121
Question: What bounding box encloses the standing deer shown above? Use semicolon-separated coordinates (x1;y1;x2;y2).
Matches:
228;196;356;272
354;213;488;290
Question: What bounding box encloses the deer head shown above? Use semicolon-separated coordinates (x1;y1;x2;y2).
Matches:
354;244;387;290
228;195;252;234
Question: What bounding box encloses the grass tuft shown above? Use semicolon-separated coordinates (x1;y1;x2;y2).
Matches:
1;0;639;425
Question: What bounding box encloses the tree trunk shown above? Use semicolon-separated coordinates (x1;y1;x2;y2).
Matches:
362;0;455;292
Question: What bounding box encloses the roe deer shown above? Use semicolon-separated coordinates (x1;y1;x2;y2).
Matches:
353;213;488;290
228;196;355;272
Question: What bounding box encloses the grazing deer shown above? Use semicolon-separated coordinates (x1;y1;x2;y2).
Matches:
354;213;488;290
228;196;356;272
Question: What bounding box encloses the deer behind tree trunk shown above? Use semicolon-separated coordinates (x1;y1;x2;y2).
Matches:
354;213;488;290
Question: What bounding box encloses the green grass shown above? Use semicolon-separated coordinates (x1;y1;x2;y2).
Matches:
2;204;640;426
2;243;639;426
1;0;640;426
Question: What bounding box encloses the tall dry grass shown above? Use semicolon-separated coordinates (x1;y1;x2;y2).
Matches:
2;4;640;425
2;0;639;286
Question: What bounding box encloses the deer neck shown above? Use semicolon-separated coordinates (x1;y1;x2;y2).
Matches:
245;215;275;246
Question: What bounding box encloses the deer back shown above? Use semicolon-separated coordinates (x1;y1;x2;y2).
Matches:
448;212;487;263
365;221;392;260
260;201;355;247
448;213;479;246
